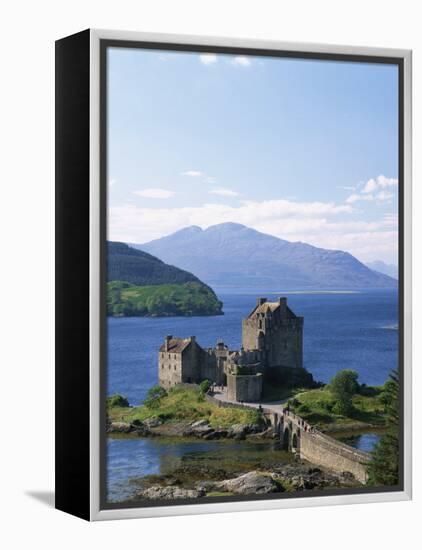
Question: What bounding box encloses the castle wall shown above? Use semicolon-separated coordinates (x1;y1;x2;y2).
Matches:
158;350;183;389
242;318;262;351
158;340;203;389
267;320;303;368
200;350;218;384
227;373;263;402
242;316;303;369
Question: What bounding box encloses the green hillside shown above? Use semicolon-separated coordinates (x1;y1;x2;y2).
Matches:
107;241;200;286
107;281;223;317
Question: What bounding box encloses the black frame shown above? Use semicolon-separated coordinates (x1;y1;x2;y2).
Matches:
55;30;405;520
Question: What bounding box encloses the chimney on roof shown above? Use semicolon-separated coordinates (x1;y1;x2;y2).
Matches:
165;335;172;351
257;297;267;306
189;336;196;343
279;297;287;315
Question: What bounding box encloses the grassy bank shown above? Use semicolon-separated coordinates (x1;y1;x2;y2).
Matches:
107;386;262;429
288;385;386;431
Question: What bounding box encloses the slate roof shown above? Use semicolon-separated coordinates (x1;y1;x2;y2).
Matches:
249;301;296;318
159;338;192;353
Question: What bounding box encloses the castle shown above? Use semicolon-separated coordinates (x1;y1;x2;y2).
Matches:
158;297;304;402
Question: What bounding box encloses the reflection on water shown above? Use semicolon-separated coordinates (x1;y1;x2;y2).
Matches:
335;432;381;452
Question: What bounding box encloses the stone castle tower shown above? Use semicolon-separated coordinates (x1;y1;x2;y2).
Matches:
242;297;303;369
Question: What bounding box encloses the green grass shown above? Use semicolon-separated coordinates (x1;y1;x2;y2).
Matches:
290;386;386;430
107;386;262;429
107;280;223;317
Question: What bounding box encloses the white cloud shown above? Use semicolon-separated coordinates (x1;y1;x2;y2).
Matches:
346;193;374;204
362;175;398;194
133;188;175;199
337;185;356;191
199;54;218;65
180;170;203;177
345;175;398;205
231;56;251;67
209;187;240;197
110;198;352;242
109;196;398;263
376;191;395;202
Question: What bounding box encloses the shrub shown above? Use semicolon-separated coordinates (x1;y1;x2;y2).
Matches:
332;400;354;416
106;394;129;408
144;385;167;409
199;379;212;394
297;404;310;414
358;383;379;397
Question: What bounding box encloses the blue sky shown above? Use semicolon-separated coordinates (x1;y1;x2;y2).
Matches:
107;47;399;264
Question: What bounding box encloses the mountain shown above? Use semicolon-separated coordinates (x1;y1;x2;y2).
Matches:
107;242;223;316
134;223;397;290
366;261;398;280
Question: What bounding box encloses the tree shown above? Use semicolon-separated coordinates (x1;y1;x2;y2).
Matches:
144;385;167;409
366;370;399;486
106;394;129;408
329;370;359;415
199;379;212;394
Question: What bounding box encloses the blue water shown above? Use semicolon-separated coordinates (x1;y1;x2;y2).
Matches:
336;432;382;452
107;290;397;501
107;290;398;406
107;437;286;501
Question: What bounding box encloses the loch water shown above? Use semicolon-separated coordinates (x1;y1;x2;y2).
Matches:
106;289;398;502
107;289;398;405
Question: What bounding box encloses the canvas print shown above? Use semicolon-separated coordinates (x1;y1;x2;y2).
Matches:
104;46;400;507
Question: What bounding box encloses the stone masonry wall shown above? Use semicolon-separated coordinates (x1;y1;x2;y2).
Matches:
299;430;370;483
227;373;263;402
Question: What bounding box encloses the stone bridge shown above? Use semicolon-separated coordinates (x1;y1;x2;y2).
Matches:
209;392;371;484
262;408;371;483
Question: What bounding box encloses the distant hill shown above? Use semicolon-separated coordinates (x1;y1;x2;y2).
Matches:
135;223;397;291
366;261;398;280
107;241;202;286
107;242;223;316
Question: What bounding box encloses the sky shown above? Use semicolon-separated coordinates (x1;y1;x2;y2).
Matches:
107;47;399;265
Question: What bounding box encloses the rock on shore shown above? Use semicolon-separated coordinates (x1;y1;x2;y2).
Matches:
216;471;283;495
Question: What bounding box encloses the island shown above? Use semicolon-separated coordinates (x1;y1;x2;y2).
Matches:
107;241;223;317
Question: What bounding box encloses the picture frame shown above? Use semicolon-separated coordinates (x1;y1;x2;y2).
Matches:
55;28;412;521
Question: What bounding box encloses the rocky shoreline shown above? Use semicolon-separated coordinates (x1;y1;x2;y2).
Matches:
107;417;274;441
128;462;360;502
107;416;373;503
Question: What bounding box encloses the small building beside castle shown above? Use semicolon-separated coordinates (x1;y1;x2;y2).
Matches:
158;297;304;402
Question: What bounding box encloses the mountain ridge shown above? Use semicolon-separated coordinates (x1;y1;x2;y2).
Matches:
133;223;397;290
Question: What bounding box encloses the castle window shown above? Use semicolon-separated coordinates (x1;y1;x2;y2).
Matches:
168;354;171;359
168;365;171;370
174;354;177;359
174;365;177;370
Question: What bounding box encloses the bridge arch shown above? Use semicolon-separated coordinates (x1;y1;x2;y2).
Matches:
292;430;300;452
282;427;290;451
